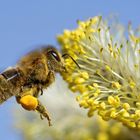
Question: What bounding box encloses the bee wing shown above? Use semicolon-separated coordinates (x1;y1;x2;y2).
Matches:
1;67;20;81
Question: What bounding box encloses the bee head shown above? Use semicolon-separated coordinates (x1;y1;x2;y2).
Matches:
43;46;66;72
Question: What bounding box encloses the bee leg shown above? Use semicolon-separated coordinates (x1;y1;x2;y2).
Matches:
36;100;52;126
33;86;43;97
40;88;43;95
40;114;44;120
36;85;43;96
38;85;43;96
15;87;39;110
16;86;32;103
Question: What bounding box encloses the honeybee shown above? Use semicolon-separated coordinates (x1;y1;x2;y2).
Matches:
0;45;76;126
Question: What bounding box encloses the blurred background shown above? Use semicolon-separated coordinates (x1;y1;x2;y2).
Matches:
0;0;140;140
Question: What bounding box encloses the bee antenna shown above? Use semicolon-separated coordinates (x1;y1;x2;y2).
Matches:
62;54;80;69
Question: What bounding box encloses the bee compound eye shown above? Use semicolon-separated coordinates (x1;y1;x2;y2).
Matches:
49;51;60;62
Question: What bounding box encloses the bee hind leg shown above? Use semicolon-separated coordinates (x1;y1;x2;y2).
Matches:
36;100;52;126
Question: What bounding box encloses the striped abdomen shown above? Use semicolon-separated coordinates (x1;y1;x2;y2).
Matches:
0;68;22;104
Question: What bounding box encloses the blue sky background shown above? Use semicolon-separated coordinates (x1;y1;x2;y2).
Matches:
0;0;139;139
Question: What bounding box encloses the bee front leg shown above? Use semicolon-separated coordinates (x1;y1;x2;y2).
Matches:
36;100;52;126
33;85;43;97
40;88;43;95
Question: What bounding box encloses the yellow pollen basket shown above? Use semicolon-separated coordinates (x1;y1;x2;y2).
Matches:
19;95;38;111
